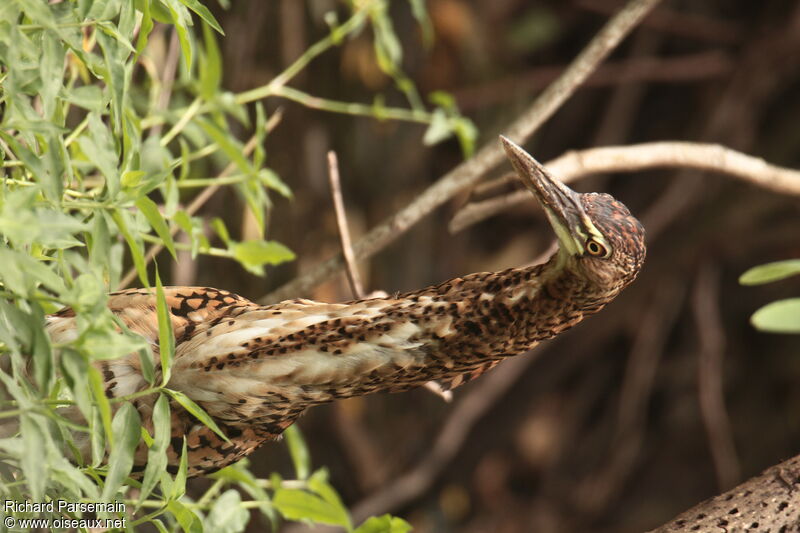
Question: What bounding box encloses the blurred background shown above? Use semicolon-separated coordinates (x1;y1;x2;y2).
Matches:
156;1;800;531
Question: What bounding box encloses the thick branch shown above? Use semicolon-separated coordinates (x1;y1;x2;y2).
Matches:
260;0;662;303
648;453;800;532
450;142;800;232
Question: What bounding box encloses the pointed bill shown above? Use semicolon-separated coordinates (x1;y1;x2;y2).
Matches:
499;135;587;255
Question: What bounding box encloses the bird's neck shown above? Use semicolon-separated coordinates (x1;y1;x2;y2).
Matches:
417;252;611;357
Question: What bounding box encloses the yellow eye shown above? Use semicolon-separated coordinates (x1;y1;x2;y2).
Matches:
586;239;607;257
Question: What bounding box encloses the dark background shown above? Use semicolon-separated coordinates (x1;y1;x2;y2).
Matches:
172;1;800;531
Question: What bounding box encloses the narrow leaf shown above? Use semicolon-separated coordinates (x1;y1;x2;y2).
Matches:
155;271;176;384
139;394;170;503
88;365;114;448
273;488;351;529
284;425;310;480
111;209;149;287
740;259;800;286
165;389;230;443
751;298;800;334
136;196;177;260
101;402;141;500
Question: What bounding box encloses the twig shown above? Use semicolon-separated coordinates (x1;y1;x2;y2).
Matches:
449;142;800;233
117;110;284;289
327;152;452;403
261;0;662;304
647;453;800;532
327;151;364;299
692;262;740;490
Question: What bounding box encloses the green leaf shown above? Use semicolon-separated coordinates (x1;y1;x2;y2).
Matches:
211;217;232;246
407;0;434;47
19;415;47;502
136;196;178;260
155;271;176;384
97;20;137;54
167;500;203;533
308;470;348;522
0;189;87;248
751;298;800;334
453;116;478;158
134;0;155;55
258;169;292;198
111;209;149;287
0;248;66;296
139;394;170;503
101;402;142;500
204;489;249;533
88;366;114;448
62;85;108;112
39;31;65;119
740;259;800;286
284;425;310;480
0;131;64;203
171;437;189;500
274;487;352;529
122;170;146;190
231;240;295;276
198;118;256;176
180;0;224;34
161;0;194;72
165;389;230;443
199;20;222;101
354;514;413;533
95;31;128;134
422;108;452;146
79;113;121;196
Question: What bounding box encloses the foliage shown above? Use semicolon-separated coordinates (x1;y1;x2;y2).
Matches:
740;259;800;333
0;0;455;530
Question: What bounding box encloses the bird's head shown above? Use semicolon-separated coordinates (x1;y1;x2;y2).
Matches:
500;136;645;292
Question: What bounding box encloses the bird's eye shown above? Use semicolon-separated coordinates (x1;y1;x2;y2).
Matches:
586;239;607;257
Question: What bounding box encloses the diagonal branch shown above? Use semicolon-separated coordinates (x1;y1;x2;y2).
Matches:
260;0;663;304
450;142;800;233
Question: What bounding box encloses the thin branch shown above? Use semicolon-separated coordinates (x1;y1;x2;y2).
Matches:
261;0;662;304
647;453;800;532
327;151;364;299
692;262;740;490
117;110;284;289
450;142;800;233
327;152;452;403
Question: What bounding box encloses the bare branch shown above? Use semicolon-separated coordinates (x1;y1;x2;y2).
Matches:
260;0;662;304
647;453;800;532
450;142;800;233
327;151;364;299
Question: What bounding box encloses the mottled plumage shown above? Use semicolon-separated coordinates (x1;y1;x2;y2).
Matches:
44;137;645;476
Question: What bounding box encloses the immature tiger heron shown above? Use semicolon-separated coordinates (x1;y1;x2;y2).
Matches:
42;136;646;476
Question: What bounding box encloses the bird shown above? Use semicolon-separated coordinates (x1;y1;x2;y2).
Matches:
42;136;646;477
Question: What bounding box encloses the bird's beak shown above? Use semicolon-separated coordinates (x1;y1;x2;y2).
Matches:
499;136;586;256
